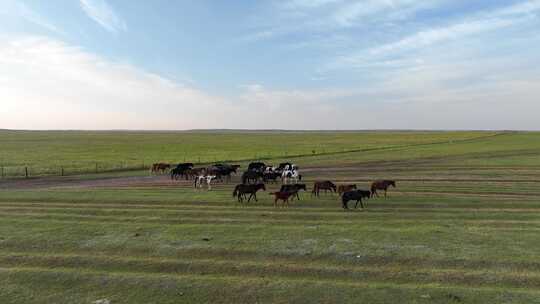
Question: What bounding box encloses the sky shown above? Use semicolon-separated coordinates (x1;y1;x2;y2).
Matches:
1;0;539;130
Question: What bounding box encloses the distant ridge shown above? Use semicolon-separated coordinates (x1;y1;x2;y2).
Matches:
0;128;522;132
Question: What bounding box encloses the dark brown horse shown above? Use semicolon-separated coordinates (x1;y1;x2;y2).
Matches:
270;191;295;208
280;184;307;200
370;180;396;198
312;181;337;197
337;184;357;196
233;183;266;203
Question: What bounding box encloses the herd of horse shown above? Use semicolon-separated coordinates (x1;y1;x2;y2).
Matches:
151;161;396;210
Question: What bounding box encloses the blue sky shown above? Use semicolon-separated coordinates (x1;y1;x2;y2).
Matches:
1;0;540;130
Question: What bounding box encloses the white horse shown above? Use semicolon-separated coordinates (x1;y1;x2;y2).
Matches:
281;169;301;184
194;175;217;190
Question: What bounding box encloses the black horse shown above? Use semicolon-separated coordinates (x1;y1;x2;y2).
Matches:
342;190;371;209
280;183;307;200
242;170;263;184
263;171;281;183
207;164;240;183
248;162;266;172
170;162;194;180
233;183;266;203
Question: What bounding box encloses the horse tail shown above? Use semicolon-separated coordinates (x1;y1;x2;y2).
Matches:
233;185;239;197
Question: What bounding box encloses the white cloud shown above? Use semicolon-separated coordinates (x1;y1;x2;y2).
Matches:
80;0;126;33
0;0;61;34
332;0;434;26
2;36;539;130
280;0;343;9
329;1;540;71
0;37;228;129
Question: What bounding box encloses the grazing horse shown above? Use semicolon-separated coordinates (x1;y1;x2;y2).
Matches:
370;180;396;198
270;191;295;208
194;175;217;190
312;181;337;197
281;169;301;184
342;190;371;209
280;184;307;200
233;183;266;203
242;170;263;184
337;184;357;196
150;163;171;174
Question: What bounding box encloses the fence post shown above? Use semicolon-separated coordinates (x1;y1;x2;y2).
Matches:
95;162;98;173
25;167;28;178
61;167;64;176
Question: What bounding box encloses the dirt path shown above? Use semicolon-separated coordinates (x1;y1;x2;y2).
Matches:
2;164;540;191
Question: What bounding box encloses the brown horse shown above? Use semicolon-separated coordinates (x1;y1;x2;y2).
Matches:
270;191;295;208
233;183;266;204
337;184;357;196
150;163;171;174
370;180;396;198
312;181;337;197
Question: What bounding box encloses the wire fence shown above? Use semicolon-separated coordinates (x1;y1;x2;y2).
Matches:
0;161;146;179
0;133;501;179
0;149;337;179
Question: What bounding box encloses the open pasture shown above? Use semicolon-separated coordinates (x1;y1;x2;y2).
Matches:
1;131;540;303
0;130;496;177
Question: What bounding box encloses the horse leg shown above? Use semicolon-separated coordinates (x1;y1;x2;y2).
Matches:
254;193;258;202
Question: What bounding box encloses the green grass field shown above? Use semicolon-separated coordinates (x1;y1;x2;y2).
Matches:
0;130;498;177
1;131;540;303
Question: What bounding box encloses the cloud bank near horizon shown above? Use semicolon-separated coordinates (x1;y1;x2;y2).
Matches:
2;36;539;131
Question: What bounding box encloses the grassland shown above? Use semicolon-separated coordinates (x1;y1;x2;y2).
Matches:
1;131;540;303
0;130;497;177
